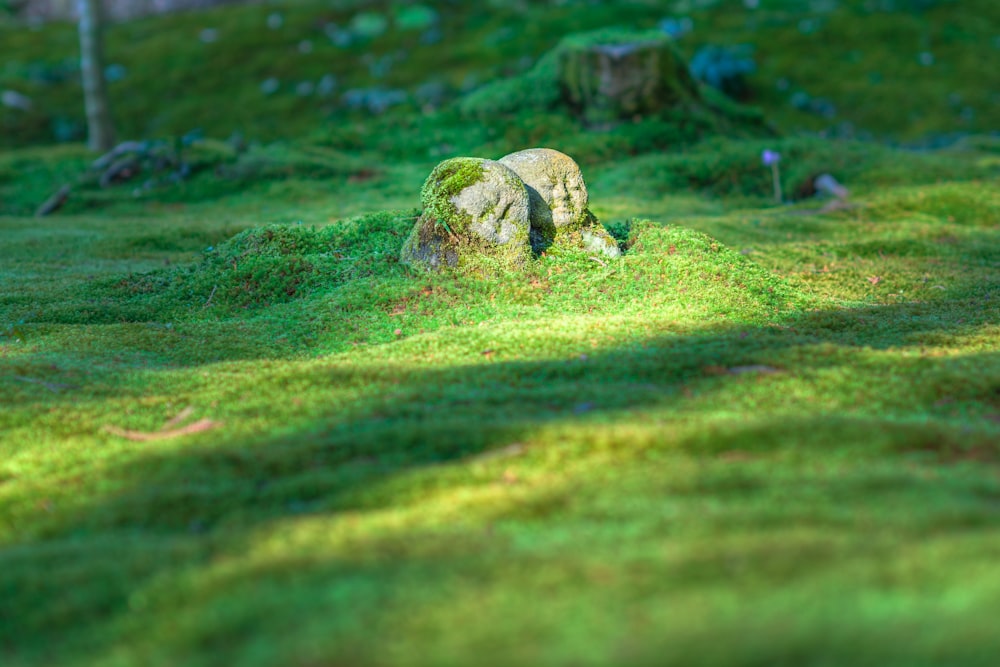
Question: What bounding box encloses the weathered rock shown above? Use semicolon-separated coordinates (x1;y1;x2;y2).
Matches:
1;90;33;111
401;157;532;271
581;226;621;258
499;148;620;258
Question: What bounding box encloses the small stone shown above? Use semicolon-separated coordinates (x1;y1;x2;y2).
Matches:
414;80;447;110
658;17;693;38
325;23;353;47
814;174;849;200
266;12;283;30
420;26;443;45
797;19;818;34
582;228;622;258
104;63;127;82
1;90;32;111
199;28;219;43
394;4;438;31
298;40;314;54
349;12;389;39
790;91;811;109
317;74;337;97
260;78;280;95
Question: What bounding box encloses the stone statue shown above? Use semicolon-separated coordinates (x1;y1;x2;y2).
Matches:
499;148;620;258
401;148;621;273
400;157;532;271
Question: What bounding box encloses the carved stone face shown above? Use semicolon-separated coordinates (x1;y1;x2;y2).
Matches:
499;148;589;231
403;157;532;270
448;160;530;245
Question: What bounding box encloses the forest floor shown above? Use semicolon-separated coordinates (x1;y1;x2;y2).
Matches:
1;1;999;665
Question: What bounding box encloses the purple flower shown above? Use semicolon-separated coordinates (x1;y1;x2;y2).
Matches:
761;149;781;166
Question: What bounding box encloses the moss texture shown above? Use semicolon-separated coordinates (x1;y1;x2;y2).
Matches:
461;27;769;139
418;157;486;236
2;1;1000;665
557;29;701;124
402;157;532;274
3;136;999;667
2;0;996;147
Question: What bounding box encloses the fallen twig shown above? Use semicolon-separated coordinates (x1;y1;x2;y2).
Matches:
162;406;195;429
472;443;526;463
105;406;221;442
35;185;72;217
12;375;76;392
92;140;147;171
104;418;221;442
203;285;218;308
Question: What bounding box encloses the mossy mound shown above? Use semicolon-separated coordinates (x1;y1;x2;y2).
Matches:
401;157;532;273
618;220;803;320
461;28;769;137
115;210;412;312
0;140;366;216
593;136;995;203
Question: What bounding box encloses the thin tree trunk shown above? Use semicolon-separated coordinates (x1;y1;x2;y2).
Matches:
77;0;115;152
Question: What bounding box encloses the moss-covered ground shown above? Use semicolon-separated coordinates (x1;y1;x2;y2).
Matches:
2;1;1000;665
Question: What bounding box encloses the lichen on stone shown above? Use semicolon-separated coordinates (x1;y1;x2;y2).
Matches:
402;157;532;272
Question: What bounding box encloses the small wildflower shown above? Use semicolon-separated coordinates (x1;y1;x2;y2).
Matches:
761;150;783;203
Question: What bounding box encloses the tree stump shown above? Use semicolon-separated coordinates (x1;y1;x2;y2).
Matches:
558;32;702;125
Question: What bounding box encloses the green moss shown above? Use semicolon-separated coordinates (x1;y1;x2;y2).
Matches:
2;158;1000;664
591;135;993;206
461;26;768;140
459;49;563;118
419;157;486;235
3;2;1000;665
2;0;997;148
110;211;413;314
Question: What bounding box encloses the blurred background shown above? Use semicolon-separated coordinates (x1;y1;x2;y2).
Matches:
2;0;997;150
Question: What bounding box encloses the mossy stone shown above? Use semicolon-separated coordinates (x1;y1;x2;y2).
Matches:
401;157;532;272
498;148;620;258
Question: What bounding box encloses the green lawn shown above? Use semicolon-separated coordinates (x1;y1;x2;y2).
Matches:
2;0;1000;665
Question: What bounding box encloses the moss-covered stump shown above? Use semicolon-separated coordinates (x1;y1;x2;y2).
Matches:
401;157;532;272
498;148;620;258
558;31;702;125
460;29;769;140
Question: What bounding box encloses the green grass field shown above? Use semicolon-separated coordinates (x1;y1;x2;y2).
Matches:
2;0;999;665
